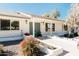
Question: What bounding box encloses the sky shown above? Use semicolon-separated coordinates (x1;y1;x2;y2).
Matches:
0;3;71;20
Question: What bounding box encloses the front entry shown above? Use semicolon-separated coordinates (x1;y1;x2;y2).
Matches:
35;23;41;37
29;22;33;35
29;22;41;37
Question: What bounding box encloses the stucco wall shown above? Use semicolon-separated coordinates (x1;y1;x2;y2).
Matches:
0;15;66;37
0;15;27;36
20;19;29;33
29;17;66;35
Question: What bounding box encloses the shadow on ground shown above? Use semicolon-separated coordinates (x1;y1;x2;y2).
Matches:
58;50;69;56
37;36;52;40
6;51;17;56
0;39;22;46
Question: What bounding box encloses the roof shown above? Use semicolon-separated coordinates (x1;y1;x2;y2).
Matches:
0;10;65;23
0;10;30;19
21;12;65;22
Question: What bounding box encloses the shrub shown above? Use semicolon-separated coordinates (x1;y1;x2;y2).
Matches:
24;33;30;36
74;32;78;36
35;31;42;37
19;36;40;56
0;44;4;55
63;32;78;38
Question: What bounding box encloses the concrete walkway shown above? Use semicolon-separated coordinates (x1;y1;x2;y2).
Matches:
40;36;79;56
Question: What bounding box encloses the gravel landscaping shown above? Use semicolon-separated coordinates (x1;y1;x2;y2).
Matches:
1;35;79;56
4;44;19;56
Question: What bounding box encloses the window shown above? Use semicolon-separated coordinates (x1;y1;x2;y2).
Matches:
11;21;19;30
52;23;55;31
0;19;19;30
1;20;10;30
45;23;50;32
64;25;68;31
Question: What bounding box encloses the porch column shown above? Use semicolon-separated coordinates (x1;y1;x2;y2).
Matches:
0;20;1;30
10;20;11;30
50;22;52;36
33;20;35;37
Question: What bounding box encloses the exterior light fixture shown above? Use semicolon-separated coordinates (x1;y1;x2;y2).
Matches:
41;21;44;24
26;20;28;24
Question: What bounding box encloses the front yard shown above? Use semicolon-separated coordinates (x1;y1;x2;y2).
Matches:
1;35;79;56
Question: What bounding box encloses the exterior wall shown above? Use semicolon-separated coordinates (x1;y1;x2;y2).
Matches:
29;17;66;36
0;15;28;37
20;18;30;33
0;14;66;38
55;22;63;33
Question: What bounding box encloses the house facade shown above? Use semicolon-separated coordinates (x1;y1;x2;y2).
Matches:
0;11;68;41
19;12;68;37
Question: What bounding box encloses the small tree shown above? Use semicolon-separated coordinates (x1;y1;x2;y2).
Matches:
67;16;78;32
66;16;79;37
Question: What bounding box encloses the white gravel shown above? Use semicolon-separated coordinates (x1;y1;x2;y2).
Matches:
41;36;79;56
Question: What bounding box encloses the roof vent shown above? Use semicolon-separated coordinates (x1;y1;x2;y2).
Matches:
17;12;20;14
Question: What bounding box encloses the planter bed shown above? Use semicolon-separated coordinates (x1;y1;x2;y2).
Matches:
19;36;63;56
37;40;63;56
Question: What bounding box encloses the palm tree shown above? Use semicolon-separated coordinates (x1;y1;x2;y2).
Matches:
42;13;50;18
42;9;60;19
50;9;60;18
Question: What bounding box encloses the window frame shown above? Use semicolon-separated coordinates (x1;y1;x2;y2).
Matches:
63;25;68;31
0;19;19;30
45;23;50;32
0;19;10;30
11;21;19;30
52;23;55;31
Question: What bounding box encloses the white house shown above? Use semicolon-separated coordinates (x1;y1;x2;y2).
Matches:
0;11;68;42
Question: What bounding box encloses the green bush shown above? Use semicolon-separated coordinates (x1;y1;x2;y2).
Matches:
35;31;42;37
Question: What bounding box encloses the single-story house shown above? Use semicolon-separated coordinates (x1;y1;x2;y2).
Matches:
0;11;68;42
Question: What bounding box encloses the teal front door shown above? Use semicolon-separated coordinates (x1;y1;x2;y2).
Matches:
29;22;33;35
35;23;40;37
29;22;40;36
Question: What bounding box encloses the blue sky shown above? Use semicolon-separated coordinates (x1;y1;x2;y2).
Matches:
0;3;71;20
